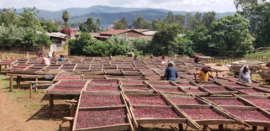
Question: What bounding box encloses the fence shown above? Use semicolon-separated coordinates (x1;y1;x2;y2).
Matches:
0;50;37;60
200;56;270;65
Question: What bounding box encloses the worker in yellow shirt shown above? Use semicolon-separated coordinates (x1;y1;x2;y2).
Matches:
194;65;216;83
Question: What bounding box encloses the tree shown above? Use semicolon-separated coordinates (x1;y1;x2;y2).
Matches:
132;16;152;29
85;18;98;32
62;10;70;27
202;11;216;30
186;13;200;31
40;21;59;32
96;18;102;28
164;11;175;24
151;23;184;56
190;26;212;54
19;7;41;28
151;18;162;30
0;8;18;26
195;12;202;25
121;17;128;29
175;14;185;27
234;0;266;10
211;14;254;55
238;2;270;47
113;19;125;29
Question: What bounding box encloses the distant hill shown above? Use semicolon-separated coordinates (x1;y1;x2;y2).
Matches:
69;9;168;27
0;5;236;27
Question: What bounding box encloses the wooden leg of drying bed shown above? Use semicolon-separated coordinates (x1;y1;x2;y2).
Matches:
10;76;13;92
17;76;20;89
264;127;270;131
69;121;73;131
219;124;224;131
70;103;77;117
49;94;54;117
253;126;257;131
178;124;184;131
35;77;38;92
203;125;208;131
30;84;32;99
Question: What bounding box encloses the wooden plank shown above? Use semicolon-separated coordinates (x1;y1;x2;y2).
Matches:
136;118;186;124
196;119;234;125
74;124;130;131
30;84;32;98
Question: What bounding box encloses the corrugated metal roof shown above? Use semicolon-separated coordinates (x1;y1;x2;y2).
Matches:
142;31;157;36
94;35;111;39
100;30;131;35
36;31;67;38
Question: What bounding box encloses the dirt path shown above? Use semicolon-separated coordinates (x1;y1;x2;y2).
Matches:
0;75;70;131
0;86;37;131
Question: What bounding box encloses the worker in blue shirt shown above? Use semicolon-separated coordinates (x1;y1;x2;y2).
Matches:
161;61;178;81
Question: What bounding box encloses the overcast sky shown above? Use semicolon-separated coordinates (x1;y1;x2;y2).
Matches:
0;0;236;12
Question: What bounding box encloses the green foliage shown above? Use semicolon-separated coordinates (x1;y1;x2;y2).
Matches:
62;10;70;26
121;17;128;28
0;7;51;50
40;21;59;32
239;2;270;48
202;11;216;30
69;33;129;56
190;26;211;54
132;38;150;55
79;18;98;32
211;14;254;54
96;18;102;28
113;19;125;29
132;16;152;29
151;23;185;56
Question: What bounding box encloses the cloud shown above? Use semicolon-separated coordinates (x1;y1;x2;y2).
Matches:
1;0;236;12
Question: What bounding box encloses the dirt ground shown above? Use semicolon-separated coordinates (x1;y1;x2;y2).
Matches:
0;63;267;131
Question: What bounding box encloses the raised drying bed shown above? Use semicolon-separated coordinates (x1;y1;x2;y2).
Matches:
151;86;186;94
46;80;89;95
85;84;121;92
120;80;147;86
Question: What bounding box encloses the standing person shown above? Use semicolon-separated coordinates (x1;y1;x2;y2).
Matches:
162;54;166;60
161;61;178;81
239;65;252;83
25;52;29;59
41;56;51;65
48;51;52;58
52;51;56;58
110;54;113;59
174;53;177;59
194;56;200;63
194;65;216;83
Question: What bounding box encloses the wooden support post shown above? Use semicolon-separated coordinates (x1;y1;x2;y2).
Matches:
0;65;1;72
219;124;224;131
178;124;184;131
30;84;32;99
17;76;20;89
203;125;208;131
253;126;257;131
5;65;7;69
35;77;38;92
264;127;269;131
49;94;54;118
70;103;77;117
69;121;73;131
10;76;13;92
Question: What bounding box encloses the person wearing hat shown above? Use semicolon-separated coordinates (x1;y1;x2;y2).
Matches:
25;52;29;59
59;54;64;61
161;61;178;81
194;65;216;83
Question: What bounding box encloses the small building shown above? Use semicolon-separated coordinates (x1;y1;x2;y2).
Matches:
94;29;154;41
47;32;68;52
108;24;114;31
37;31;68;54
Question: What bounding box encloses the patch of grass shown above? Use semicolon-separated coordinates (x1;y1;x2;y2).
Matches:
245;50;270;58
